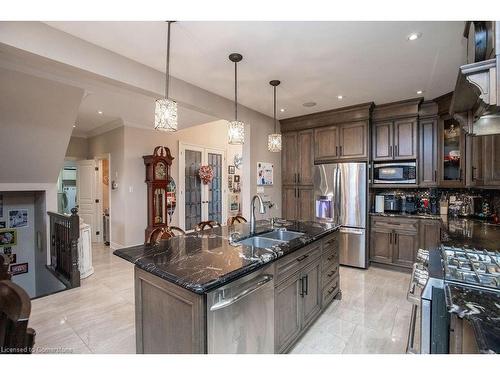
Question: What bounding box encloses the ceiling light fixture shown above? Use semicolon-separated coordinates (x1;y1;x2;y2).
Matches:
98;111;103;115
417;90;424;95
303;102;317;107
155;21;178;132
227;53;245;145
337;95;343;100
280;108;285;112
268;80;282;153
407;32;422;41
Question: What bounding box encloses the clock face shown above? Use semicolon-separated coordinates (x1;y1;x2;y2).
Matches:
155;162;167;180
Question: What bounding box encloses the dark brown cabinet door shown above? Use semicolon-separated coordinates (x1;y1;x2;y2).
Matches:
393;230;418;268
301;259;322;328
282;186;298;220
373;121;393;161
483;134;500;186
419;118;438;186
393;118;417;159
466;135;484;187
370;228;393;264
297;130;314;185
339;121;368;160
297;187;314;221
275;274;302;353
282;132;298;185
419;221;441;251
314;125;339;162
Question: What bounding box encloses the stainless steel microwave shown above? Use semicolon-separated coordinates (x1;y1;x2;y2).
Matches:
373;162;417;184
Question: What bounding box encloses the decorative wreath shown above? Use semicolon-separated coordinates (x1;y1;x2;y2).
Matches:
199;165;214;184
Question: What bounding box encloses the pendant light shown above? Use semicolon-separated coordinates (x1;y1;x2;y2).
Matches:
227;53;245;145
268;80;282;152
155;21;178;132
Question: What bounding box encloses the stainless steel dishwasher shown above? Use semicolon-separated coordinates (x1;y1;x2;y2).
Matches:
207;264;275;353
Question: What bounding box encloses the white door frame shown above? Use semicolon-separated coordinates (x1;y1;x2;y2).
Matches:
76;159;97;239
179;142;227;231
94;154;111;245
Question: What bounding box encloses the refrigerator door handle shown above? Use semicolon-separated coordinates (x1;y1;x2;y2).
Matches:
336;166;342;225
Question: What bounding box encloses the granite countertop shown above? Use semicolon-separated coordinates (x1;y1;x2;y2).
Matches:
445;283;500;354
113;220;339;294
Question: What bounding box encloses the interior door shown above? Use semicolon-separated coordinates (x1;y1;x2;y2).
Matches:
76;159;97;238
180;144;226;231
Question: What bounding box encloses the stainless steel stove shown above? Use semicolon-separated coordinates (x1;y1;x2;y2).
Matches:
441;246;500;290
406;245;500;354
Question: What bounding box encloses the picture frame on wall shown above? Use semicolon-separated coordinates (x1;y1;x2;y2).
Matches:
0;221;5;229
234;175;240;183
9;209;29;228
228;175;233;190
229;194;240;212
228;165;235;175
0;229;17;247
257;162;274;186
10;262;28;276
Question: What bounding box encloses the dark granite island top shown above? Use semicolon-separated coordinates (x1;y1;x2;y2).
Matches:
113;220;340;294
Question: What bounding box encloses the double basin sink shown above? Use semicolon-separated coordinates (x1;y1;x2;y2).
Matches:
237;230;305;248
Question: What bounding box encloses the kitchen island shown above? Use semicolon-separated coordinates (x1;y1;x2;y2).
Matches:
114;220;340;354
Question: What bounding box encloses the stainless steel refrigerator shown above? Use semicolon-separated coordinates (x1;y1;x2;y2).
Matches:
313;163;367;268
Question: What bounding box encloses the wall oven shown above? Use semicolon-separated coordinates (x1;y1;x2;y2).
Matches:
373;162;416;184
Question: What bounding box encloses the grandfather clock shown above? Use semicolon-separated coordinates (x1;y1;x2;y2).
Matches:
143;146;174;242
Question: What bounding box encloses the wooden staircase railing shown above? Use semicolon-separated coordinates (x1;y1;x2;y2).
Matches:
47;208;80;289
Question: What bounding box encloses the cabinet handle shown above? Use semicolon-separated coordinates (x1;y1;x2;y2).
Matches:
389;145;393;157
304;275;308;296
327;270;336;277
434;170;437;182
327;254;335;261
294;173;297;183
459;168;463;182
339;145;343;156
394;233;398;245
300;277;305;297
327;285;336;295
335;146;338;156
298;189;300;198
472;167;476;181
395;145;398;156
297;173;301;184
389;232;392;244
296;254;309;262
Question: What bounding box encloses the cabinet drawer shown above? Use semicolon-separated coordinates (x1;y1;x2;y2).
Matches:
371;217;419;232
322;250;338;272
322;276;340;306
322;232;339;252
322;264;339;287
276;243;321;285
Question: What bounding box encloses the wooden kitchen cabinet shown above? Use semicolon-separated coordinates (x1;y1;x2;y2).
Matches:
297;130;314;185
483;134;500;186
467;135;484;187
301;259;322;328
297;187;314;221
419;220;441;250
275;273;302;352
372;118;417;161
282;132;298;185
392;230;418;268
314;125;339;161
282;186;298;220
338;121;368;160
370;227;393;264
419;117;438;186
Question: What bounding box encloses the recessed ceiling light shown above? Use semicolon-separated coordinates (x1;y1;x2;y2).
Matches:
303;102;317;108
98;110;103;115
280;108;285;112
337;95;343;100
407;32;422;41
417;90;424;95
73;125;76;128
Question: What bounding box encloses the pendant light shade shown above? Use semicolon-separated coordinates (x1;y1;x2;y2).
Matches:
228;53;245;145
268;80;282;152
155;21;178;132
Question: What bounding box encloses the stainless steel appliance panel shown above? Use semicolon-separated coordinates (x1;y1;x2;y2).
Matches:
314;164;337;223
207;265;274;353
338;162;366;228
339;227;366;268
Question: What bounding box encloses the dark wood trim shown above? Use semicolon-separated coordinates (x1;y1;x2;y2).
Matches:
372;97;423;121
419;100;439;118
280;102;374;132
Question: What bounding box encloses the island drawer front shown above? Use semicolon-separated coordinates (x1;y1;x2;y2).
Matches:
322;263;339;287
322;248;339;272
322;276;339;306
276;243;321;285
322;233;339;253
371;217;419;232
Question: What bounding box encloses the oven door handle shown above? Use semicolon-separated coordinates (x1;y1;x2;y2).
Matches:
406;303;419;354
209;275;273;311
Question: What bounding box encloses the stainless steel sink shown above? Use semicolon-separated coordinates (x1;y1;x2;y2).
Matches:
259;230;305;241
237;237;285;248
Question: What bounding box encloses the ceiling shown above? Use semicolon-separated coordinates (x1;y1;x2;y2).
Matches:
46;21;466;120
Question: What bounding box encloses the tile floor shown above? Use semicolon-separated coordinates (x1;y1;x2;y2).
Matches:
30;243;412;354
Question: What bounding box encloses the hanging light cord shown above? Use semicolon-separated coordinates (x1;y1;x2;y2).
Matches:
234;61;238;121
165;21;173;100
273;85;277;133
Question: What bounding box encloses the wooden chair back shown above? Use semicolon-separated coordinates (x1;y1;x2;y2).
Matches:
195;220;222;232
146;226;187;245
227;215;247;226
168;226;186;237
0;280;36;353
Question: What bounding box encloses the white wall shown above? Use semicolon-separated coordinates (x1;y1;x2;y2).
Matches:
66;136;89;160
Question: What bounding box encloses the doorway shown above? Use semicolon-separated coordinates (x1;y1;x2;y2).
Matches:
179;143;226;231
